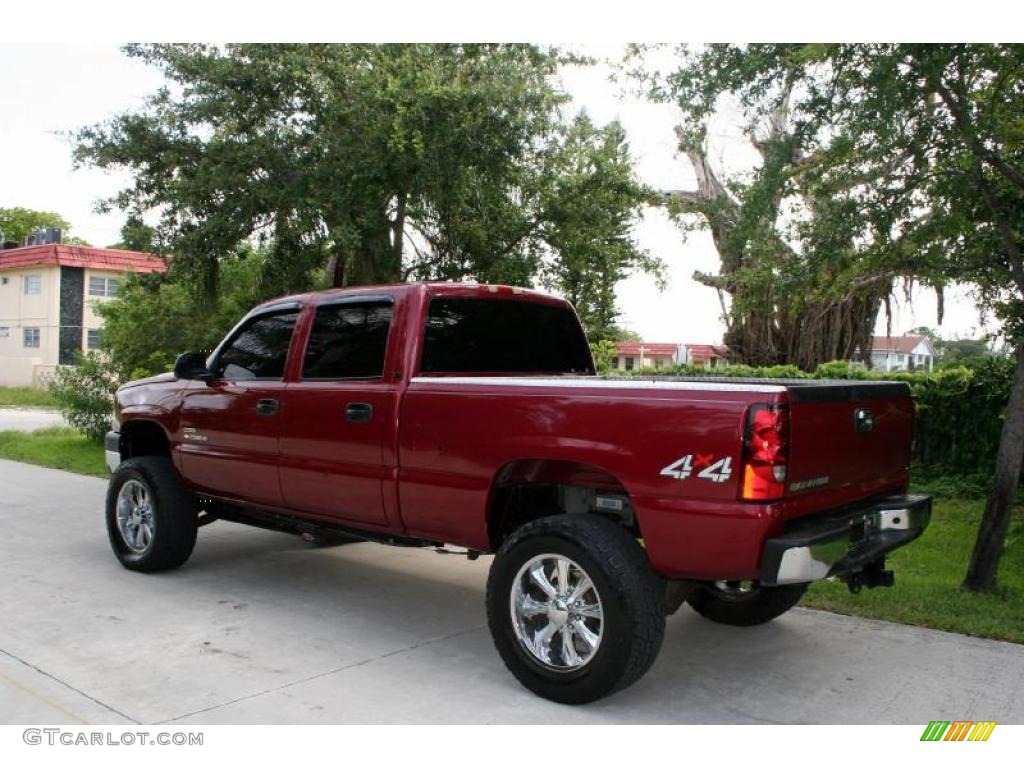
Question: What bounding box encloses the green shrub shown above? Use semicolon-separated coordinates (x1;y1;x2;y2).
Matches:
47;353;122;443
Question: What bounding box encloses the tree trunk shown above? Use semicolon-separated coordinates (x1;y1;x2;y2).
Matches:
962;343;1024;591
392;191;407;272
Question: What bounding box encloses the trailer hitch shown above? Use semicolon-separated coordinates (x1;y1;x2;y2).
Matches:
843;557;895;594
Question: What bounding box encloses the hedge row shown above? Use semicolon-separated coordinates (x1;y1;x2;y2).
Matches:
608;358;1014;478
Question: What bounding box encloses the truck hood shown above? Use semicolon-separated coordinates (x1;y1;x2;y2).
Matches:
118;371;176;391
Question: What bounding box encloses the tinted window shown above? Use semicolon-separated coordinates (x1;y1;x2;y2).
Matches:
420;297;593;374
302;302;393;379
215;311;299;380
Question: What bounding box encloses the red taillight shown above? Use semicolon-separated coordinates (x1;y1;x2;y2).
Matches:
741;404;789;501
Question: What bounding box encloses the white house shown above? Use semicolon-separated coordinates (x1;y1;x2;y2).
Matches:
863;335;936;372
0;243;166;387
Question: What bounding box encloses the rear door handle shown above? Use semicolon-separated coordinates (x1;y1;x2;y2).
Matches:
256;398;279;416
345;402;373;423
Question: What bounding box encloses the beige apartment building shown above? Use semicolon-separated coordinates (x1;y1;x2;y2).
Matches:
0;244;166;387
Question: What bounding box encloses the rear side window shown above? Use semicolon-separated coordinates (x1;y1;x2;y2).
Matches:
303;301;393;379
215;311;299;380
420;297;594;374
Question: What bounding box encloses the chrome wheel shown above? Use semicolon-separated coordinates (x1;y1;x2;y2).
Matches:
116;479;154;554
510;554;603;671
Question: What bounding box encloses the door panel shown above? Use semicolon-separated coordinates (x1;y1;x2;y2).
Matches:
278;299;394;527
279;383;393;526
179;381;287;507
176;308;299;508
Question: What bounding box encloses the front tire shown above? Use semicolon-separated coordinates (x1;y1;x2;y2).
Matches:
106;457;198;572
486;514;665;704
687;581;808;626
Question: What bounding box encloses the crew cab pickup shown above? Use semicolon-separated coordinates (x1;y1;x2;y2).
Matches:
104;281;931;703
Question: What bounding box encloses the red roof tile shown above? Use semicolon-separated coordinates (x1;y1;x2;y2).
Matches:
0;244;167;274
871;335;928;354
615;342;680;357
685;344;728;358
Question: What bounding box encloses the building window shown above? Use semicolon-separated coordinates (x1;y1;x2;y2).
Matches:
88;276;121;297
610;357;619;369
24;275;42;295
625;357;635;371
87;329;103;350
23;328;40;348
0;327;9;337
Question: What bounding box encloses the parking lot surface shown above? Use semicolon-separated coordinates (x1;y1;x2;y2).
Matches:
1;458;1022;724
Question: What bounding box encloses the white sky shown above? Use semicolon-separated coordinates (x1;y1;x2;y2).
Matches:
0;42;993;345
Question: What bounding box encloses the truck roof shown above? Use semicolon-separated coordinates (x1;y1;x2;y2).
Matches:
251;281;569;314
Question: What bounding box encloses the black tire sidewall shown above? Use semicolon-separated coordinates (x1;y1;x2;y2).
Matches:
105;457;197;572
486;516;663;704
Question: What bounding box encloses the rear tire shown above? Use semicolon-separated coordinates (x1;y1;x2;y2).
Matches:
486;514;665;704
106;457;198;572
687;581;807;626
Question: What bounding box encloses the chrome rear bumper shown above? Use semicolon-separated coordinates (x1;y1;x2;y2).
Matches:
760;494;932;586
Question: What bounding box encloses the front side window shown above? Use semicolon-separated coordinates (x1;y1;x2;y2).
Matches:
23;327;40;348
303;301;393;380
214;310;299;380
88;276;120;297
24;275;41;295
420;297;594;375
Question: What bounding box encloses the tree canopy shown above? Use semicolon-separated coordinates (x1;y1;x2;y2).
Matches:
74;44;656;339
0;207;71;244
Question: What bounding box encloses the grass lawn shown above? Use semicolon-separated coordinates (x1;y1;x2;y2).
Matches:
0;386;57;409
803;496;1024;644
0;427;107;477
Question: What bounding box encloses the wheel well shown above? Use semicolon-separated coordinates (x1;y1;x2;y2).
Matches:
487;459;639;548
119;420;171;460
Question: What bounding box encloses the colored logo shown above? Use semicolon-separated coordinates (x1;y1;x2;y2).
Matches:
920;721;996;741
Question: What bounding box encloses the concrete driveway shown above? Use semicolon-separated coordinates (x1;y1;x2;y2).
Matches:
1;458;1022;725
0;408;66;432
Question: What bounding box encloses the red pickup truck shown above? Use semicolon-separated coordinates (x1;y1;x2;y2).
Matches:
104;282;931;703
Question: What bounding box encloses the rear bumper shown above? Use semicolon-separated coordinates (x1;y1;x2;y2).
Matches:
105;431;120;474
760;494;932;586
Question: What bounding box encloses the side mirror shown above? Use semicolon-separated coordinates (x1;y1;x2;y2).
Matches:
173;352;213;382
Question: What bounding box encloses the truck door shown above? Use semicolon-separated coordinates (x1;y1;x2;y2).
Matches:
179;307;300;507
279;297;395;527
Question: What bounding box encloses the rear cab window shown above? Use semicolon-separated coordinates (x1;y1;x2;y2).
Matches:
420;296;594;375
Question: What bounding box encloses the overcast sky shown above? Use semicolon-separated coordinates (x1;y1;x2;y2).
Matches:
0;43;992;344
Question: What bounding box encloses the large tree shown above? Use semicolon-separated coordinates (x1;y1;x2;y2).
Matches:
631;46;926;370
639;44;1024;590
74;44;655;331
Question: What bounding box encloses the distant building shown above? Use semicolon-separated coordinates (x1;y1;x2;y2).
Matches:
681;343;729;369
610;342;681;372
0;242;166;387
609;341;729;372
860;335;936;372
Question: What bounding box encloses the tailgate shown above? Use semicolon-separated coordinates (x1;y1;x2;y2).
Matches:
785;381;914;507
